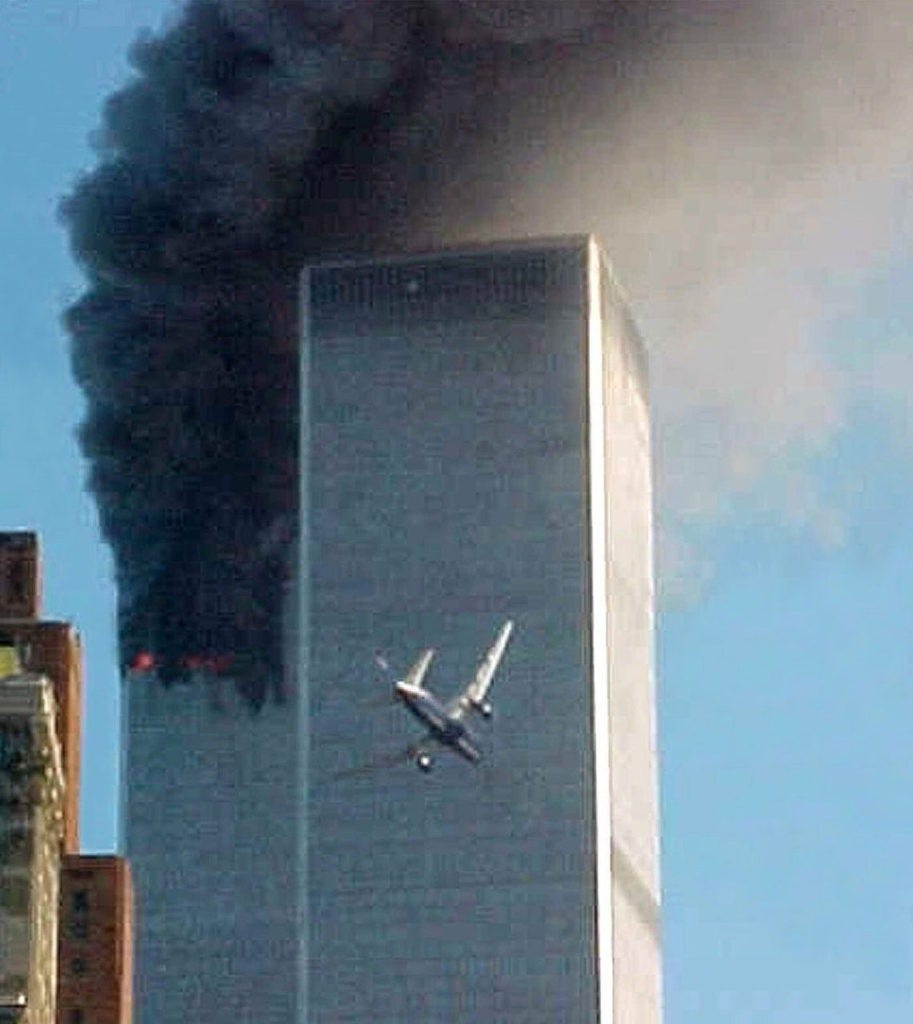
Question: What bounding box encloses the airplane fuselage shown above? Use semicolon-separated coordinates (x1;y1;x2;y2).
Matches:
396;684;480;762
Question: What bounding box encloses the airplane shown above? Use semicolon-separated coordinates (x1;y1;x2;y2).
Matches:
394;620;513;772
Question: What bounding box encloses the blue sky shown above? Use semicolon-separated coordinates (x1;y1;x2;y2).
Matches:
2;3;912;1022
0;0;172;843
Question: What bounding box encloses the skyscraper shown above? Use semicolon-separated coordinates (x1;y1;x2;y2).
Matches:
123;236;660;1023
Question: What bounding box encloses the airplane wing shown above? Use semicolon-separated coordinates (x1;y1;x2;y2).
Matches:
449;620;513;719
403;648;434;690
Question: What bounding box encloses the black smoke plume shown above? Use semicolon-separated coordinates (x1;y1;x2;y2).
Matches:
62;0;645;707
63;1;730;707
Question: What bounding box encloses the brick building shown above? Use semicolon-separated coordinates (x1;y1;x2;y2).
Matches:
0;533;133;1024
57;858;133;1024
0;534;80;853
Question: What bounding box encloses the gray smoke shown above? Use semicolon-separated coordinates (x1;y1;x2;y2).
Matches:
64;0;913;701
380;0;913;595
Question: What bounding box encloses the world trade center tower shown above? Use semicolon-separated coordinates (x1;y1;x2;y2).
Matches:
122;236;661;1023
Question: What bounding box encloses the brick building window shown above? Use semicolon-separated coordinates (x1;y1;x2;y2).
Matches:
69;1010;84;1024
71;958;87;976
7;559;27;604
69;888;90;939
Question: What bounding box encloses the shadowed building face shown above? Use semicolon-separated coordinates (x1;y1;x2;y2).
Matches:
301;237;659;1023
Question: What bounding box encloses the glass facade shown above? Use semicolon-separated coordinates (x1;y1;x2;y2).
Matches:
122;658;303;1022
123;237;659;1024
302;238;659;1023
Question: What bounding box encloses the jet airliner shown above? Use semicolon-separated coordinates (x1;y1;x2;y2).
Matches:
394;620;513;772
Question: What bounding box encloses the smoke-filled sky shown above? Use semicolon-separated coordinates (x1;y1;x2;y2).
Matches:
3;0;913;1020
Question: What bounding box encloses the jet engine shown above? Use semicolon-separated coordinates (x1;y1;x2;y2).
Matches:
473;700;494;719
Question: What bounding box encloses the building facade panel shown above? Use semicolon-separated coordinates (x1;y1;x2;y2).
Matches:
6;626;81;856
0;677;64;1024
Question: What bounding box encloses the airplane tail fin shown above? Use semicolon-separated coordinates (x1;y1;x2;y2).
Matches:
401;648;435;691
